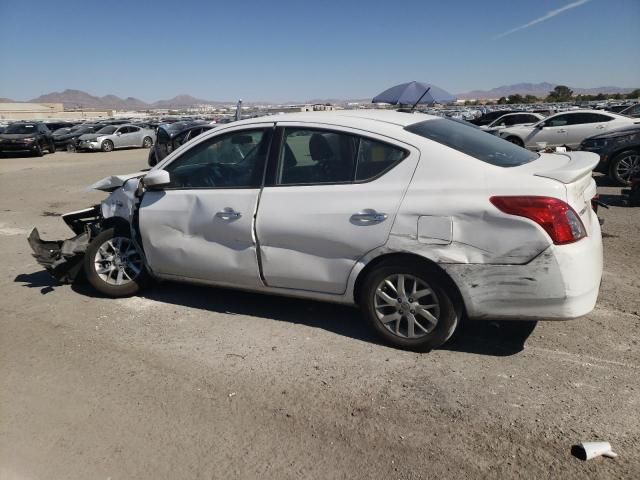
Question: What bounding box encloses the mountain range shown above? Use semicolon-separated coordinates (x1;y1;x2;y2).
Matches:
0;83;637;110
456;82;636;100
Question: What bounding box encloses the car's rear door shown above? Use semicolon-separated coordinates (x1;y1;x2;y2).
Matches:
255;123;419;295
127;126;143;146
138;124;274;287
563;113;613;148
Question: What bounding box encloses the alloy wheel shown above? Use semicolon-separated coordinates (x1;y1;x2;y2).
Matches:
373;274;441;339
615;153;640;183
93;236;143;286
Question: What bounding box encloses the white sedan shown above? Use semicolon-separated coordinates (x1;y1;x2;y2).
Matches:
29;110;603;351
479;112;545;133
498;109;636;150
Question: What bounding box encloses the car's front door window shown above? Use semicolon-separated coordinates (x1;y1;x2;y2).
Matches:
164;129;269;189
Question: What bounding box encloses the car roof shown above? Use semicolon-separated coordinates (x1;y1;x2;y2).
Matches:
233;109;442;129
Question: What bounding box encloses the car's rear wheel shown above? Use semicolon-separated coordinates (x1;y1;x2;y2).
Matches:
84;227;149;297
101;140;114;152
360;261;459;352
67;142;76;152
34;143;43;157
142;136;153;148
505;136;524;147
609;150;640;186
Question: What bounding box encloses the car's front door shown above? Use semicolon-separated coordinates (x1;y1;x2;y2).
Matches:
138;125;273;287
530;114;571;147
113;126;129;148
255;124;419;294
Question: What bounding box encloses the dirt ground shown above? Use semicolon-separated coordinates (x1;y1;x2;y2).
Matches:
0;149;638;480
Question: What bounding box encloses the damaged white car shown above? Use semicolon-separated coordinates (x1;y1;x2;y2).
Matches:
29;110;603;351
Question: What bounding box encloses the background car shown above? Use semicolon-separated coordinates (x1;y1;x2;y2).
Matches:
620;103;640;118
53;124;107;151
148;122;215;166
580;125;640;185
77;124;156;152
469;110;523;126
0;122;55;156
43;121;76;132
498;110;636;150
480;112;544;133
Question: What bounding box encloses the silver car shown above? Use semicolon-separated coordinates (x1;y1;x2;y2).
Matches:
77;124;156;152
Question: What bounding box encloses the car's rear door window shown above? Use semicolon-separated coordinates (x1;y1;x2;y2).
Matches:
405;118;538;167
275;128;407;185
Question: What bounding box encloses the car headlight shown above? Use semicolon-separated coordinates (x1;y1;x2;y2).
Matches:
610;134;635;145
23;137;35;143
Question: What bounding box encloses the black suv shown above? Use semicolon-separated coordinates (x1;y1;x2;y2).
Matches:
0;122;55;156
148;122;214;166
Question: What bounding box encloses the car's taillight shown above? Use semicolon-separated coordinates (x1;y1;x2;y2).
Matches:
490;196;587;245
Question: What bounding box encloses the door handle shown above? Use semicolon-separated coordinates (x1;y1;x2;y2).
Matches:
350;210;388;224
595;125;605;129
216;208;241;220
557;129;567;133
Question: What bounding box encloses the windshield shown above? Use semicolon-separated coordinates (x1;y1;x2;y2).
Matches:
96;126;117;134
53;128;72;135
5;124;38;134
405;118;539;167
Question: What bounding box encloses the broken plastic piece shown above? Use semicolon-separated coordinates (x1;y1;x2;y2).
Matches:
572;441;617;461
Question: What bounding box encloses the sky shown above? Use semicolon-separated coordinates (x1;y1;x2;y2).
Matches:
0;0;638;102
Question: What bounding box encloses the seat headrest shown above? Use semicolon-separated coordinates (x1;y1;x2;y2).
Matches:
309;133;333;161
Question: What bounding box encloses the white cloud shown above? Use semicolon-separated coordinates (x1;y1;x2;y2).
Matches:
494;0;591;39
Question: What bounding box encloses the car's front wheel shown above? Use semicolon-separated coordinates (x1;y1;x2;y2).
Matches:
360;261;459;352
101;139;114;152
84;227;149;297
609;150;640;186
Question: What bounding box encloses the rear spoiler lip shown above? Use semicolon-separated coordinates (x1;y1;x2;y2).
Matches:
534;151;600;184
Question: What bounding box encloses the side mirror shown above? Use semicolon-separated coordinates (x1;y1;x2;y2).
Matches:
144;169;171;189
536;123;545;129
116;131;122;136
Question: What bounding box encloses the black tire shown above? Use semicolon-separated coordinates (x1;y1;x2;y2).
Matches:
142;136;153;148
83;226;149;297
359;260;459;352
609;150;640;186
67;142;77;153
101;139;114;152
505;136;524;147
34;143;43;157
148;149;158;167
48;140;56;153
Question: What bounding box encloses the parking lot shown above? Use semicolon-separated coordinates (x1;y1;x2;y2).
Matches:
0;149;639;478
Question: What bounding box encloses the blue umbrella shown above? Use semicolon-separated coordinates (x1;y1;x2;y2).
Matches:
372;81;456;109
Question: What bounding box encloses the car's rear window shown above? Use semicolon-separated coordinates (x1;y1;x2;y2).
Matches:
405;118;539;167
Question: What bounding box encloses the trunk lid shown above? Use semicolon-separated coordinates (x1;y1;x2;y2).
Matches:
529;151;599;234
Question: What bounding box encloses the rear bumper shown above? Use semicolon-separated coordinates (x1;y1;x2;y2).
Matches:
444;214;603;321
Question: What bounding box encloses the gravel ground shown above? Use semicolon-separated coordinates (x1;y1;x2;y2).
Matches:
0;150;638;479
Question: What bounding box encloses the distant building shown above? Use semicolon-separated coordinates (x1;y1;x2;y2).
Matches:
266;104;336;114
0;102;112;120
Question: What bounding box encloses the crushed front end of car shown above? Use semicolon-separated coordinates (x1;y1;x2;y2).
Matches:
28;172;145;283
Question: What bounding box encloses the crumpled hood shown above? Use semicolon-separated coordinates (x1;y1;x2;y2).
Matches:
78;133;102;141
89;171;147;192
586;126;640;140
